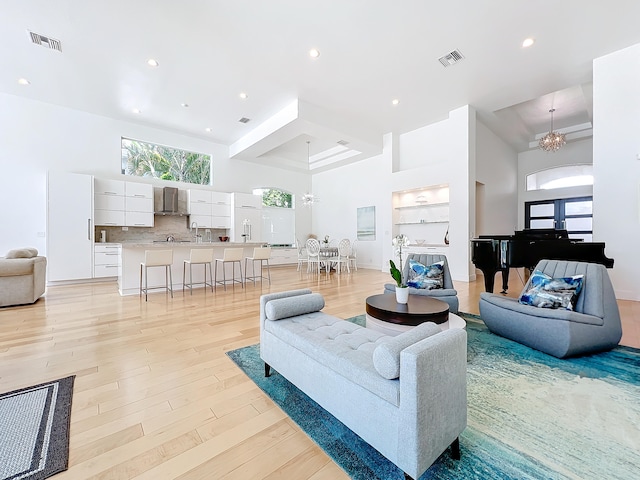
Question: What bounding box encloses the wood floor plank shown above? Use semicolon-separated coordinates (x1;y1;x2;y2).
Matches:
0;266;635;479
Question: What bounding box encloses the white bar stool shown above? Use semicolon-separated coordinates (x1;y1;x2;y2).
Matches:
140;249;174;301
245;246;271;285
183;248;214;294
214;248;244;290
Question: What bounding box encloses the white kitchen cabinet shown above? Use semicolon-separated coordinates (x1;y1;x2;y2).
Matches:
125;182;153;199
211;216;231;229
124;182;153;227
232;207;262;242
47;171;94;281
211;191;230;205
232;192;261;209
94;244;121;278
188;189;230;230
95;194;125;211
189;214;212;229
231;192;262;241
94;178;125;196
95;209;125;226
269;248;297;265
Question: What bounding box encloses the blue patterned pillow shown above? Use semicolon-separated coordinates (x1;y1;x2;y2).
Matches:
406;259;444;290
519;270;584;310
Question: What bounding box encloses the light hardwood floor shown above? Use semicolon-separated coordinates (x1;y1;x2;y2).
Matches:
0;266;637;479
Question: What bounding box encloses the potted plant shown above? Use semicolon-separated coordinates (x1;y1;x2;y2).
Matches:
390;234;410;303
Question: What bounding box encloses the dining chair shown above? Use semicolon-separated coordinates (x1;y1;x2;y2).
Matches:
296;238;308;271
332;238;351;274
139;249;173;301
348;239;358;271
305;238;322;274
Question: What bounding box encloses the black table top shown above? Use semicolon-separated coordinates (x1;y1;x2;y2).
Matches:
365;294;449;326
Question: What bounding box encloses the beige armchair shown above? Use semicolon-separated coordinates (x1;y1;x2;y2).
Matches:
0;248;47;307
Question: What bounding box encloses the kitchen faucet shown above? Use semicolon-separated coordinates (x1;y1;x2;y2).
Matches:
190;221;200;242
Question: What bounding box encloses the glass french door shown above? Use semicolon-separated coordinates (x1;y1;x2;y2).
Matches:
525;196;593;241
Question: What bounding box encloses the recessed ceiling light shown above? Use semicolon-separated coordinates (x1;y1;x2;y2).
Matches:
181;103;189;107
205;127;212;132
392;99;399;106
239;92;248;99
132;108;141;114
18;78;30;85
522;38;535;48
309;48;320;58
147;58;159;67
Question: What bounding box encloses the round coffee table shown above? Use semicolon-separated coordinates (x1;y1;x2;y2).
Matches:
365;294;465;336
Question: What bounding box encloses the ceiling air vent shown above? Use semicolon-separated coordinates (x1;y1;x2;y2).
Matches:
337;140;350;146
28;31;62;52
238;117;251;124
438;49;464;67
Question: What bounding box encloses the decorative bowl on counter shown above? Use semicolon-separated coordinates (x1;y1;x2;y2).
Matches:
219;236;229;242
414;239;426;246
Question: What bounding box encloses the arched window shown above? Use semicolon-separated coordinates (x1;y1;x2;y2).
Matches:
526;165;593;191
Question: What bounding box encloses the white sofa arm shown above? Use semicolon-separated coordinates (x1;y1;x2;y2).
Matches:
398;328;467;478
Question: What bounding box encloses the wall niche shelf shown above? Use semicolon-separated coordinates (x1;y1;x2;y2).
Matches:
395;220;449;225
395;202;449;211
392;184;450;247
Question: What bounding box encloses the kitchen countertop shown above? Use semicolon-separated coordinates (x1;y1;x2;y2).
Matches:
119;241;265;248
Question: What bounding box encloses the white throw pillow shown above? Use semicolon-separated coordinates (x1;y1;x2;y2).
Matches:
5;247;38;259
265;293;325;320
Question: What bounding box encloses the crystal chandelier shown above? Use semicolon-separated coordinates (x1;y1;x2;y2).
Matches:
301;193;317;207
538;108;566;153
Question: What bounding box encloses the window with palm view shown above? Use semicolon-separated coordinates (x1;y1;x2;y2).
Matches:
121;137;211;185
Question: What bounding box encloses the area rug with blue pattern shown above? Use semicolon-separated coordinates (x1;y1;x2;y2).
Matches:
226;315;640;479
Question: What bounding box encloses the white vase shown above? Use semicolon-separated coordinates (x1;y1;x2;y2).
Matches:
395;287;409;304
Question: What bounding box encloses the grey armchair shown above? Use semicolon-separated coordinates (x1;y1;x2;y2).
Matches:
384;253;459;313
479;259;622;358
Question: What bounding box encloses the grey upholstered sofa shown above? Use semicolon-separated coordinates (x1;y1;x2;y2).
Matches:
260;289;467;479
479;259;622;358
0;251;46;307
384;253;459;313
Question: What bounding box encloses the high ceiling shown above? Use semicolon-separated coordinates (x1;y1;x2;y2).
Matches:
3;1;640;172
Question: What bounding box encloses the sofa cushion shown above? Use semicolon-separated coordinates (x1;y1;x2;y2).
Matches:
519;270;584;311
5;247;38;259
264;313;401;405
406;259;444;290
265;293;325;320
372;322;442;379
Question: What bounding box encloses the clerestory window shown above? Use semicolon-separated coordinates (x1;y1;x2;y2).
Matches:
121;137;211;185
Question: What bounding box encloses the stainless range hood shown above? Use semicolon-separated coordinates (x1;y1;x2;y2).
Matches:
154;187;188;216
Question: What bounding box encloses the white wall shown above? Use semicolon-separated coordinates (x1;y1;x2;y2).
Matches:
475;121;518;235
593;43;640;301
517;138;593;228
0;92;311;256
312;106;476;281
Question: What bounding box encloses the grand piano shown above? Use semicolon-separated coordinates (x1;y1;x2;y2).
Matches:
471;228;614;293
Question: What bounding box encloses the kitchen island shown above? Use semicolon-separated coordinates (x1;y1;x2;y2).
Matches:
118;241;265;296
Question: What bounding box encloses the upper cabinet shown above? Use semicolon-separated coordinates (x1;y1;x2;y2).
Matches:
232;192;262;209
124;182;153;227
94;178;153;227
187;189;231;229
